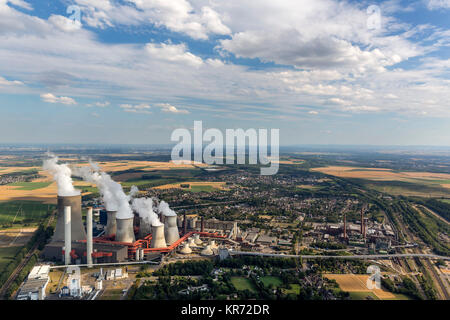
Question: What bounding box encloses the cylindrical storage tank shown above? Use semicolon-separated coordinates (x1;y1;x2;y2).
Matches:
188;217;197;230
165;216;180;245
139;218;152;239
150;225;167;248
200;245;213;256
140;248;145;261
53;195;86;242
194;233;203;245
179;243;192;254
116;217;136;243
64;206;71;265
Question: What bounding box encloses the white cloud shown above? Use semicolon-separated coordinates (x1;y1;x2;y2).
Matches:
425;0;450;10
40;93;77;105
48;15;82;32
308;110;319;115
157;103;190;114
0;76;23;86
145;42;203;67
73;0;230;39
7;0;32;10
120;103;152;114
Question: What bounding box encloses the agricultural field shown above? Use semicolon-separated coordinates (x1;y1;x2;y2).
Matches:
0;227;37;247
231;277;257;292
324;274;396;300
0;200;54;227
311;165;450;197
0;246;22;271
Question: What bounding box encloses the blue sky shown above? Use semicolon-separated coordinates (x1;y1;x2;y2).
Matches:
0;0;449;145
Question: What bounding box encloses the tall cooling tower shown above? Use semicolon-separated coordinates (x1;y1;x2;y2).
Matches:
116;218;136;243
139;218;152;239
53;195;86;242
150;225;167;248
164;216;180;245
105;211;117;236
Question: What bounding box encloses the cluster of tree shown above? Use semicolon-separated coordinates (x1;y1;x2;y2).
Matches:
153;260;215;276
418;199;450;222
312;242;347;250
381;277;421;300
311;259;369;274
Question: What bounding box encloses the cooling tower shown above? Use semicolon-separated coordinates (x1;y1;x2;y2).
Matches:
150;225;167;248
164;216;180;245
179;243;192;254
105;211;117;236
139;218;152;239
115;218;136;243
53;195;86;242
200;245;213;256
194;233;203;245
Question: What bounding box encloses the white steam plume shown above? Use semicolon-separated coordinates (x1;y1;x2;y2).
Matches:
132;197;162;227
158;200;176;217
43;153;80;197
73;163;133;219
127;185;139;201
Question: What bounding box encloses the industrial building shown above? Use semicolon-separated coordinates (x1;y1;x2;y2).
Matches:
16;265;50;300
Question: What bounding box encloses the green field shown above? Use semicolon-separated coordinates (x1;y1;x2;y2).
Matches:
260;276;283;287
7;182;52;190
231;277;256;292
283;283;301;295
439;199;450;204
0;201;54;227
75;186;99;193
348;291;380;300
0;246;22;271
121;179;177;188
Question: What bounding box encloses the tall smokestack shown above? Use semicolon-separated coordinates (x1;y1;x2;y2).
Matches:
53;195;86;242
360;207;364;234
64;206;71;265
183;212;187;235
86;207;93;267
150;225;167;248
165;215;180;245
343;212;347;239
363;217;368;241
201;216;204;233
116;217;136;243
106;211;117;236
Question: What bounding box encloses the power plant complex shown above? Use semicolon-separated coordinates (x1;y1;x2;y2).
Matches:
43;192;226;265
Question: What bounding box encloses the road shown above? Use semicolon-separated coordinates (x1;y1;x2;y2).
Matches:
229;251;450;260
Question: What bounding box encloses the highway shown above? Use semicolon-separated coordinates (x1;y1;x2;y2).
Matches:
229;251;450;260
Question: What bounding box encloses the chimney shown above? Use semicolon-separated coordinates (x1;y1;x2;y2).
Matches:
360;207;364;234
343;212;347;239
363;217;368;241
64;206;71;265
86;207;93;268
183;212;187;235
201;216;204;233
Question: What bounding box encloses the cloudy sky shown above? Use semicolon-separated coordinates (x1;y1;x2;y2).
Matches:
0;0;449;145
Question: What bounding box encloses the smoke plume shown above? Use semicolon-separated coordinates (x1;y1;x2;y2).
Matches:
131;197;162;227
43;153;80;197
73;163;133;219
158;200;176;216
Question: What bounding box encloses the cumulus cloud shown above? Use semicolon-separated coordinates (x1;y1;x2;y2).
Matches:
48;14;82;32
145;42;203;67
87;101;110;107
157;103;190;114
120;103;152;114
6;0;32;10
40;93;77;105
